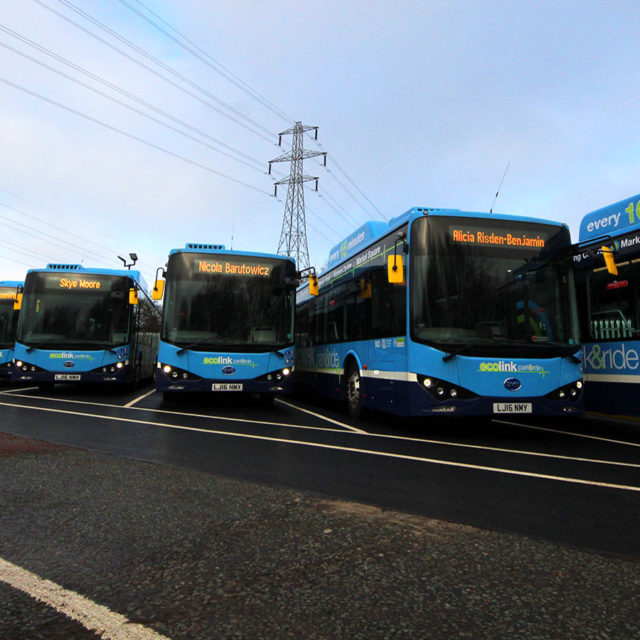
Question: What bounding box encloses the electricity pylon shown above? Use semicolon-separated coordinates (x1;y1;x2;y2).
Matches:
268;122;326;271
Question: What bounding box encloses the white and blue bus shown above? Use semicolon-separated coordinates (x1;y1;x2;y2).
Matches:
575;193;640;418
153;244;296;401
12;264;160;389
0;280;23;380
296;207;583;418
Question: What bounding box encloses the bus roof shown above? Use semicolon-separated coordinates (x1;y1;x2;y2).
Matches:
25;264;149;292
168;243;295;265
579;193;640;243
325;207;567;271
0;280;23;287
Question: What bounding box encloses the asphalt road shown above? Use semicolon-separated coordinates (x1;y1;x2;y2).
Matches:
0;382;639;639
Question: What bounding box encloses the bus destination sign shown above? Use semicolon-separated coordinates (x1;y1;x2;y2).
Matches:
0;287;17;300
450;225;547;249
194;259;271;277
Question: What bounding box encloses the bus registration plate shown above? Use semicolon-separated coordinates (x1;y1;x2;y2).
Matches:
493;402;532;414
54;374;81;381
212;383;243;391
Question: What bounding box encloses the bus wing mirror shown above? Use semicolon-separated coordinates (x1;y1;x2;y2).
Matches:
387;254;405;284
601;246;618;276
13;292;22;310
309;275;319;296
152;279;165;300
129;287;139;305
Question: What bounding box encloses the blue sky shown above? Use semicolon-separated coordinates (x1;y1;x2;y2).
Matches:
1;0;639;285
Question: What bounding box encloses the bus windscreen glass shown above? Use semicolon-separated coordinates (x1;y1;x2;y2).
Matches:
410;217;577;356
0;287;19;348
162;254;295;351
17;273;131;348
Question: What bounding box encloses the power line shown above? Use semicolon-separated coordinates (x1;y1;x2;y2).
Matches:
109;0;387;227
0;38;267;174
33;0;275;143
121;0;293;124
0;25;269;172
0;186;166;268
0;75;274;196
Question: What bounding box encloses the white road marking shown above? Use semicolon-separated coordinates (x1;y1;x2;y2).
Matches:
0;557;171;640
494;419;640;449
1;400;639;493
275;397;367;433
0;392;330;430
0;386;38;394
2;394;640;466
124;388;156;408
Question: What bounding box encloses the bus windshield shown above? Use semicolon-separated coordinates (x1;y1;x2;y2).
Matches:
410;216;578;356
17;272;131;348
0;288;19;348
162;253;295;352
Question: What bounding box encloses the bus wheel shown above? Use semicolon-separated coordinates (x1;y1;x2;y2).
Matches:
346;362;362;419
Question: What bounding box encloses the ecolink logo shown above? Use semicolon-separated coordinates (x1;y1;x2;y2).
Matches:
504;378;521;391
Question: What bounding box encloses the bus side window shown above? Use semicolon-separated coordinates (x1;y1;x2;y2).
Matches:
586;264;638;340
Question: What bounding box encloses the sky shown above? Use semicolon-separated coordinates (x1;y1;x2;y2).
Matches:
1;0;639;287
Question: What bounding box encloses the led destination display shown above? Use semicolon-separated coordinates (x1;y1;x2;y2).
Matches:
450;225;548;249
194;259;272;277
40;275;110;291
0;288;17;300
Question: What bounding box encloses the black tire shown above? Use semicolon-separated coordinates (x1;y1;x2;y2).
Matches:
345;362;362;419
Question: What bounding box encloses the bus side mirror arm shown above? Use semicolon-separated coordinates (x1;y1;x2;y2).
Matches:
388;232;407;284
297;267;318;296
152;267;166;301
13;285;23;310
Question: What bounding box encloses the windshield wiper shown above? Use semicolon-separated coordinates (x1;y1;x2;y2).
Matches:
537;341;581;363
442;344;476;361
176;342;213;356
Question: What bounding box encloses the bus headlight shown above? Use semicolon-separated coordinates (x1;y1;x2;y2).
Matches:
417;374;476;401
163;365;172;374
546;380;583;402
282;368;291;376
15;360;23;368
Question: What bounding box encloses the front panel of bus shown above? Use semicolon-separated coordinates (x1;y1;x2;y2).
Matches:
12;271;139;384
0;284;20;378
157;252;295;394
407;215;583;416
575;223;640;417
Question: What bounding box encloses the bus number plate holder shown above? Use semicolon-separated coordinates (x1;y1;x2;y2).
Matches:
54;374;81;381
212;383;243;391
493;402;532;414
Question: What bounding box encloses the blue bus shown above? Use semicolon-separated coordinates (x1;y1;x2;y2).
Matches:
575;193;640;418
12;264;160;388
153;244;296;401
296;207;583;418
0;280;23;380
